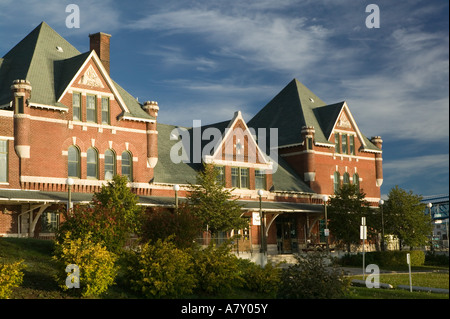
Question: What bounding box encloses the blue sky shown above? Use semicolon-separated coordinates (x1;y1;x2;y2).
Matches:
0;0;448;198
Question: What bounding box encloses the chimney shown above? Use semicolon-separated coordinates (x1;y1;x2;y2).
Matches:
89;32;112;74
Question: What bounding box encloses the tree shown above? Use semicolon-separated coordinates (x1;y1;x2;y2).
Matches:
383;186;432;250
328;184;371;252
187;164;248;239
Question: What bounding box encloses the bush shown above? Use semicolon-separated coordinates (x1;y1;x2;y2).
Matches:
237;259;281;297
125;237;196;298
278;252;350;299
57;204;128;254
191;242;242;295
425;252;449;267
0;260;25;299
53;232;118;298
139;205;202;249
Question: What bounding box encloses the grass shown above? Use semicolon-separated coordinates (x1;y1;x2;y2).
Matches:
1;237;448;299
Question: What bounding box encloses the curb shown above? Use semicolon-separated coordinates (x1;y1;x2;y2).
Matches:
397;285;449;294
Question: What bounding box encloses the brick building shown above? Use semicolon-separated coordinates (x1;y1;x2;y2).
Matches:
0;23;383;254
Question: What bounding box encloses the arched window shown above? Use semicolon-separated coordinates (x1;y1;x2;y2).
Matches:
353;173;360;190
333;171;340;194
121;151;133;181
343;172;350;186
68;146;80;178
87;148;98;179
104;149;116;180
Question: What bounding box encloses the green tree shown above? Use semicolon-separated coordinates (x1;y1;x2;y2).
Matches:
383;186;432;250
187;164;248;239
93;175;143;235
328;184;371;252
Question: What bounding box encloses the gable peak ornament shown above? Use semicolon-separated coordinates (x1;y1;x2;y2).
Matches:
338;113;351;128
79;65;104;88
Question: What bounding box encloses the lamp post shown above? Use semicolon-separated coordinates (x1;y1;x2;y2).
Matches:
427;202;433;251
66;178;74;216
323;195;329;252
379;199;385;251
173;184;180;210
258;189;265;255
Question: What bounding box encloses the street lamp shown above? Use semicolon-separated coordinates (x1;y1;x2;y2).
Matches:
258;189;265;254
379;199;385;251
323;195;329;252
427;202;433;251
173;184;180;210
66;178;74;215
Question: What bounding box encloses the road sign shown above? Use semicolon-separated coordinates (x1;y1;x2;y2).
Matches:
360;225;367;240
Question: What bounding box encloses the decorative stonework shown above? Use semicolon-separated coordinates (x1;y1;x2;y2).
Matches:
79;65;104;88
338;112;351;128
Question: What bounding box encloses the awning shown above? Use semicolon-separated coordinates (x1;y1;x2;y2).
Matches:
0;189;323;213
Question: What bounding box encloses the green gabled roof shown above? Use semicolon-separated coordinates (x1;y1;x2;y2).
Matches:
0;22;152;121
154;119;314;194
248;78;381;152
248;79;327;147
153;123;200;185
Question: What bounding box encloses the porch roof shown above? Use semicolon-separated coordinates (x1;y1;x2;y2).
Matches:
0;189;323;213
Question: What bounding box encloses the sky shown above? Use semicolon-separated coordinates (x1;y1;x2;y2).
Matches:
0;0;448;199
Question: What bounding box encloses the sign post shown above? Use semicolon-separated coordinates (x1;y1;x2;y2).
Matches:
407;253;412;292
360;217;367;279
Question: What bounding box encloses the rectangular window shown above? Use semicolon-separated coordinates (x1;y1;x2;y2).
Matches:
349;135;355;155
72;93;81;121
0;140;8;183
306;137;313;150
342;134;348;154
101;97;110;124
15;96;24;114
255;169;266;190
240;168;249;189
335;133;340;153
41;212;59;233
231;167;239;188
86;95;97;123
215;166;225;186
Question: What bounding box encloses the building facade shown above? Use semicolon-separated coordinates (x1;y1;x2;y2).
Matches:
0;23;383;254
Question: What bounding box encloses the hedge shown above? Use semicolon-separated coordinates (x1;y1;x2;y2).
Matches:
340;250;425;267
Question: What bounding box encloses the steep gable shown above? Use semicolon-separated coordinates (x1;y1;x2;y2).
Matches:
0;21;153;121
248;79;327;147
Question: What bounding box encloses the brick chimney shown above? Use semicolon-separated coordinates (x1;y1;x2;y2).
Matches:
89;32;111;74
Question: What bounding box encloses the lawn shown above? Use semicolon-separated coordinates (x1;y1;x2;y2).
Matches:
1;237;448;299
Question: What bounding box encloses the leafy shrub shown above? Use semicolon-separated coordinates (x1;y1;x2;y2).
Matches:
125;237;196;298
0;260;25;299
57;175;144;254
57;204;128;254
191;242;242;295
278;252;350;299
53;232;118;298
237;259;281;297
